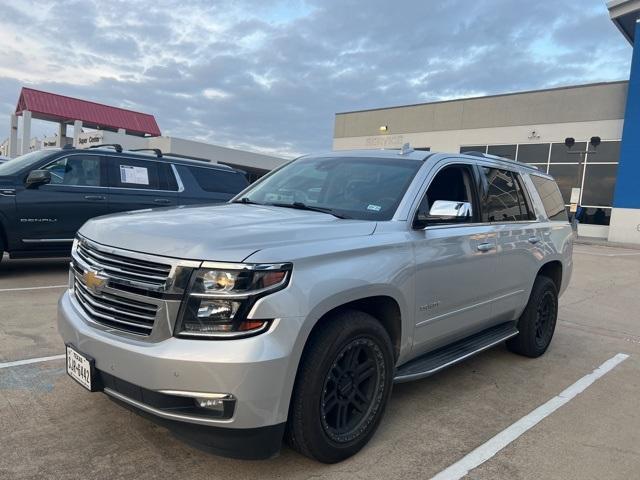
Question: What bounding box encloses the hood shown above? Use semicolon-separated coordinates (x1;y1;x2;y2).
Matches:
79;203;377;262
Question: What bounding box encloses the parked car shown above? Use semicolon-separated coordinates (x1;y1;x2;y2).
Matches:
0;144;249;262
58;147;573;462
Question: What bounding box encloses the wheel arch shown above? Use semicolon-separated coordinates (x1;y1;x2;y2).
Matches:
537;260;563;292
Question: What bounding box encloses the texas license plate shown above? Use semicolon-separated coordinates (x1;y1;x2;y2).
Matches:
66;345;94;391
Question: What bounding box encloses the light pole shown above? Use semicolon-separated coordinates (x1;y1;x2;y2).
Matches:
564;136;601;222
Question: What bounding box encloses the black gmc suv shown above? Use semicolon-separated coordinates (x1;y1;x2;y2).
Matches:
0;145;249;262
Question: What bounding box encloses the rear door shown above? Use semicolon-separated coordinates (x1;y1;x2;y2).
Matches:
176;165;249;205
106;157;178;213
15;153;108;247
477;166;539;322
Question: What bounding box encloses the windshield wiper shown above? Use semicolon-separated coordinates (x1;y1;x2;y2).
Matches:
232;197;263;205
269;202;351;219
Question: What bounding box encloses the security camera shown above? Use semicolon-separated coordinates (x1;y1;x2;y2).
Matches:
590;136;601;148
564;137;575;149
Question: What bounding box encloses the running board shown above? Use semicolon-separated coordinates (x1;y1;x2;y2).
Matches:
394;322;519;383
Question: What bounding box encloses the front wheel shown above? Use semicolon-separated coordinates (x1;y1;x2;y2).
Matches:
507;276;558;358
286;310;394;463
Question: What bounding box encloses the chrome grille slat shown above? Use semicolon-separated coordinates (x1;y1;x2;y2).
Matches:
76;249;169;283
75;282;157;322
76;241;172;288
74;290;154;333
78;247;171;275
72;275;157;313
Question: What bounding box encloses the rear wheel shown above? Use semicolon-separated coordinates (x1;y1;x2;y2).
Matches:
507;276;558;357
286;310;394;463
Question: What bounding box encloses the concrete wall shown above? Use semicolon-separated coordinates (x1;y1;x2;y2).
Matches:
334;81;628;142
74;131;286;172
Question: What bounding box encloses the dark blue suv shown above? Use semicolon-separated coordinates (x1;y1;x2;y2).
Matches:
0;145;249;262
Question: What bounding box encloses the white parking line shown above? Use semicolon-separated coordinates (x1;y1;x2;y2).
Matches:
0;354;65;370
574;249;640;257
430;353;630;480
0;284;67;293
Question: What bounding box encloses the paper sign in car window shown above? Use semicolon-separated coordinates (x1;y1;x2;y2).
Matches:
119;165;149;185
367;204;382;211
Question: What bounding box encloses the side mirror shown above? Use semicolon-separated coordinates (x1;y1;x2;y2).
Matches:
429;200;472;219
25;170;52;189
413;200;472;229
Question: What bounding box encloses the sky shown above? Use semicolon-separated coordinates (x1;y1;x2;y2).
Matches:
0;0;633;158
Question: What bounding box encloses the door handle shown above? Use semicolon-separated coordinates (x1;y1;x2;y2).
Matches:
477;242;495;252
84;195;105;201
153;198;172;204
528;237;541;244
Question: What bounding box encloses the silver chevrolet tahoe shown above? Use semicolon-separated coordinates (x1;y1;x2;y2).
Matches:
58;148;573;463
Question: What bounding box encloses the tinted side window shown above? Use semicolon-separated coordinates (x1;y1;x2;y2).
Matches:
512;172;536;220
43;155;103;186
108;158;161;190
416;164;478;225
480;167;527;222
530;175;568;221
190;167;249;194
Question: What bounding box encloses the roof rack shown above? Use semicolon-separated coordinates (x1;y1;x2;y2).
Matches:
88;143;123;153
130;148;163;158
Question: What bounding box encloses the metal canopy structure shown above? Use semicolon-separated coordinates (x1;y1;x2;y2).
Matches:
608;0;640;44
15;87;161;137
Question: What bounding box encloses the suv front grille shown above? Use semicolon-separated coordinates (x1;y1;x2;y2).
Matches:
70;237;199;339
76;240;172;289
73;273;158;335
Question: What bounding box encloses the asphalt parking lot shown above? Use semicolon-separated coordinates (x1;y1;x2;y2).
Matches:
1;244;639;480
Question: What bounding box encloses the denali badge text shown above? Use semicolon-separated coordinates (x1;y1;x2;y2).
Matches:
20;218;58;223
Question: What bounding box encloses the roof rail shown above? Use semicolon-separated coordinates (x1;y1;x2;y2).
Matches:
461;150;539;171
130;148;163;158
88;143;123;153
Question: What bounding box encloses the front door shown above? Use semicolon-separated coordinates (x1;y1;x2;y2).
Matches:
411;162;498;355
15;154;108;250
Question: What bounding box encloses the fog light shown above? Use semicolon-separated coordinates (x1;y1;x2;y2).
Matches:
197;398;224;409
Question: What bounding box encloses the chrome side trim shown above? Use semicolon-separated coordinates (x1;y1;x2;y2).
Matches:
22;238;74;243
158;390;234;400
416;290;525;328
0;189;15;196
171;163;185;192
393;329;519;383
103;388;234;426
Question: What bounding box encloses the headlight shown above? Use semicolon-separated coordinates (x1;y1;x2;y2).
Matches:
175;262;292;339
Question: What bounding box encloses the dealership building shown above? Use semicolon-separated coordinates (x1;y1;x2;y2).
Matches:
334;0;640;245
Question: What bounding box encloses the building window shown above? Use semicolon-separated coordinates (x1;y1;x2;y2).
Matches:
550;142;586;163
460;145;487;154
586;141;620;163
581;164;618;207
547;164;581;203
487;144;517;160
516;143;550;165
580;207;611;226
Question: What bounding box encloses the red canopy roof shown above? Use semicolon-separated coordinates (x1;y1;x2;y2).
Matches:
15;87;161;137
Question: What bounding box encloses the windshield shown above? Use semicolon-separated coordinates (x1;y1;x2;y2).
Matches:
0;150;56;176
235;156;422;220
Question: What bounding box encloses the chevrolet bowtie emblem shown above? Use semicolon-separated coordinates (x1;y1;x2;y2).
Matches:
83;268;107;293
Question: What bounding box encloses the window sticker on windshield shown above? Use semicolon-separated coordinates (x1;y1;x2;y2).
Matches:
367;204;381;211
119;165;149;185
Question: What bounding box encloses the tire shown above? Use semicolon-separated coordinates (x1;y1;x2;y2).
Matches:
286;310;394;463
507;276;558;358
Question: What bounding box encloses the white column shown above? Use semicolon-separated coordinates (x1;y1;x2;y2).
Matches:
20;110;32;155
8;113;18;158
73;120;83;147
57;122;67;147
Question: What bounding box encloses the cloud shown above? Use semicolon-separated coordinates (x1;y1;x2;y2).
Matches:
0;0;632;157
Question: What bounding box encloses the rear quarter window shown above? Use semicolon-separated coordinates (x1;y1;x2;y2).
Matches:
189;167;249;194
530;175;568;221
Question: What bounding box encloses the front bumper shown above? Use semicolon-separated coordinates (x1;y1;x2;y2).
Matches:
58;290;304;434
